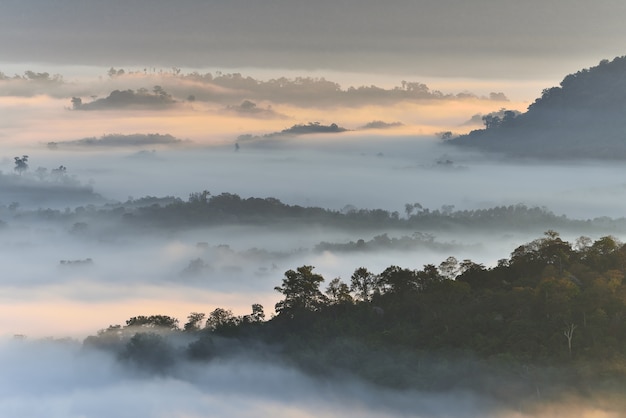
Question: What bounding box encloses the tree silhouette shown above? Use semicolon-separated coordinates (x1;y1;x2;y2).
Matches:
274;265;326;316
14;155;28;174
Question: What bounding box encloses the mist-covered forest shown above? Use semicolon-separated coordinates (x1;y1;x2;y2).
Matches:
82;230;626;409
448;56;626;159
4;57;626;417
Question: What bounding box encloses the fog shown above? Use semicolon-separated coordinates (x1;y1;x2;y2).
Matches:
11;134;626;219
2;0;626;82
2;69;626;416
2;338;624;418
3;133;626;338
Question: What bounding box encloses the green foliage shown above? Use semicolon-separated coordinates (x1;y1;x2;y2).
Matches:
121;332;175;372
350;267;378;302
186;333;215;361
125;315;180;330
274;265;327;317
82;231;626;397
205;308;239;333
183;312;206;332
325;278;353;305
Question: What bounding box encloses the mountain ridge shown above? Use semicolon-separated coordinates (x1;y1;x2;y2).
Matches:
447;56;626;159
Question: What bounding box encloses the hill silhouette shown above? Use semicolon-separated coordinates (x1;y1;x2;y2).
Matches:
448;56;626;159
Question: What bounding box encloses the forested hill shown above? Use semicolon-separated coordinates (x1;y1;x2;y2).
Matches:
83;231;626;405
447;56;626;159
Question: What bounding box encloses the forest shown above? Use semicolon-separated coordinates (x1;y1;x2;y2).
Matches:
4;56;626;417
5;189;626;238
81;229;626;408
447;56;626;159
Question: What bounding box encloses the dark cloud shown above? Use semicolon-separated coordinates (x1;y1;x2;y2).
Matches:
2;1;626;79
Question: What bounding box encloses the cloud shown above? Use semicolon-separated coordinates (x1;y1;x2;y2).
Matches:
2;0;626;80
1;121;626;417
0;69;524;153
2;6;626;415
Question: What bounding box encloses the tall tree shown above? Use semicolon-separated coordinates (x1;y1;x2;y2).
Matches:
350;267;377;302
183;312;206;332
325;278;353;305
274;265;326;316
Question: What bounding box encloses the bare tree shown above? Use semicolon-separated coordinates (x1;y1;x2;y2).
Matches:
564;323;577;357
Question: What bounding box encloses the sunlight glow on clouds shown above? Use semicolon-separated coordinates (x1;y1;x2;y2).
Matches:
1;2;626;416
0;284;277;338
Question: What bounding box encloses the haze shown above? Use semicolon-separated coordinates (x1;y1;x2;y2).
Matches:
2;1;626;417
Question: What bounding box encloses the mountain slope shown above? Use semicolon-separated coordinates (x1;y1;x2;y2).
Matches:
448;56;626;159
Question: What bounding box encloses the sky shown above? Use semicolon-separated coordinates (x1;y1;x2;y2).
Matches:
2;0;626;101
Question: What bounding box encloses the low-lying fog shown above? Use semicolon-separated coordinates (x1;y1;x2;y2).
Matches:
3;97;626;417
1;337;623;418
2;134;626;338
7;134;626;218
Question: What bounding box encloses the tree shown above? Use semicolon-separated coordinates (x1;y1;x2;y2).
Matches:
183;312;206;332
415;264;443;291
14;155;28;174
122;332;174;371
378;265;418;294
51;165;67;181
205;308;237;331
71;97;82;109
456;259;488;289
482;114;500;129
125;315;179;330
325;278;353;305
438;256;460;281
187;333;215;360
502;110;517;125
564;323;577;357
242;303;265;323
153;85;166;96
350;267;377;302
404;202;422;218
439;131;453;140
188;190;210;204
274;265;326;316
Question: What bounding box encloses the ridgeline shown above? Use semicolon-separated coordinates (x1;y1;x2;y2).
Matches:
448;56;626;159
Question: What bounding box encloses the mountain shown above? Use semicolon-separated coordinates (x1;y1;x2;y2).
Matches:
447;56;626;159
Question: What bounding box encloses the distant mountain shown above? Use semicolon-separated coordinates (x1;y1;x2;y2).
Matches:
447;56;626;159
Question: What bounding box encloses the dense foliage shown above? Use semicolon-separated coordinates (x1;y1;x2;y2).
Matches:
15;191;612;230
84;231;626;400
6;190;626;245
